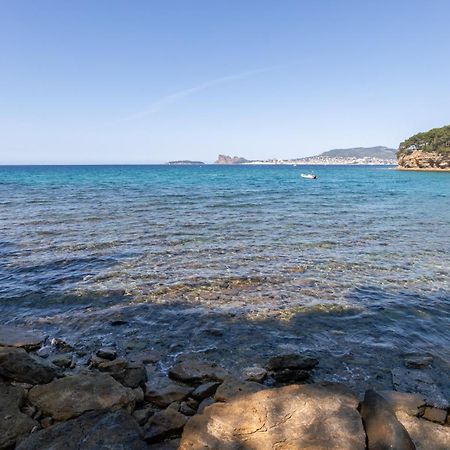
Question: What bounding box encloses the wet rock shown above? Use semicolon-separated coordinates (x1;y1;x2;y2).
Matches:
422;407;447;425
0;326;47;350
267;353;319;371
96;347;117;360
112;363;147;388
96;356;128;371
180;401;197;416
40;416;53;428
396;411;450;450
392;367;449;409
0;383;38;449
169;357;229;385
0;347;59;384
404;355;433;369
360;389;415;450
50;337;74;352
148;438;180;450
36;346;52;359
272;368;311;383
132;386;145;403
145;377;193;408
28;373;135;420
50;354;73;369
242;366;267;383
214;378;267;402
133;406;157;425
191;381;221;400
144;408;188;444
378;390;426;417
180;383;365;449
16;410;147;450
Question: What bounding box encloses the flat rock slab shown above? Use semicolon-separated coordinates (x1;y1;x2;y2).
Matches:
180;383;366;450
392;367;449;409
214;378;267;402
28;373;135;420
16;410;147;450
0;383;38;449
0;347;59;384
267;354;319;371
379;390;426;416
397;411;450;450
0;326;47;350
169;358;229;385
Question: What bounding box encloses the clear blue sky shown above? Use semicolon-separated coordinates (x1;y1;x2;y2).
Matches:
1;0;449;163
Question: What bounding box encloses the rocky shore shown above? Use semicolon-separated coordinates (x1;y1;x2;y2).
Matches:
1;326;449;449
397;150;450;170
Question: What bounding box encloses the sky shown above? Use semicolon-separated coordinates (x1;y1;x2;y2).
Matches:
1;0;450;164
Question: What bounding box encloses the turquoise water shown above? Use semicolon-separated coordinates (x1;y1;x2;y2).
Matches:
0;165;449;391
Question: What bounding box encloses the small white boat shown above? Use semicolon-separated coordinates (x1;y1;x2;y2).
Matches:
301;173;317;179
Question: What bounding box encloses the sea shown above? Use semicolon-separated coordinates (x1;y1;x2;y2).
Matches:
0;164;449;395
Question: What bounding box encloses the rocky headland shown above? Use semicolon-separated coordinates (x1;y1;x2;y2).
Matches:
1;325;449;449
397;125;450;170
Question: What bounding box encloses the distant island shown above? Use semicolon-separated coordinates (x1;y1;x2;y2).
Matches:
214;146;397;165
167;160;205;165
397;124;450;170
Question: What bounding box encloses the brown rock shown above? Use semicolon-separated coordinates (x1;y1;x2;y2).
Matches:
169;357;229;385
396;411;450;450
378;390;426;417
267;353;319;371
422;407;447;425
398;150;450;170
360;389;415;450
144;408;188;443
0;383;38;449
214;378;267;402
0;326;47;350
111;363;147;388
180;401;197;416
28;373;135;420
133;406;157;425
180;383;365;449
0;347;59;384
16;410;147;450
148;438;180;450
145;377;193;408
192;381;221;400
272;368;311;383
197;397;214;414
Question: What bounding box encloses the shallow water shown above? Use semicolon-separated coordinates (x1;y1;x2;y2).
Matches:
0;165;449;394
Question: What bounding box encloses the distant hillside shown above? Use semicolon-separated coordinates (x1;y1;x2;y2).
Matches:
215;154;250;164
167;160;205;165
318;146;396;159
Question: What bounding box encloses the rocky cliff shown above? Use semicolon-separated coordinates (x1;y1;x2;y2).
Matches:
397;150;450;170
215;154;249;164
397;125;450;170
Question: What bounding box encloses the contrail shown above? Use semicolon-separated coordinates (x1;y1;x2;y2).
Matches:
83;66;277;131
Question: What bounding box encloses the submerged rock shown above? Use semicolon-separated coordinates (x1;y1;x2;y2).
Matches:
180;383;365;449
0;383;38;449
266;353;319;371
16;410;147;450
169;358;229;385
360;389;415;450
0;326;47;350
96;347;117;360
0;347;59;384
28;373;135;420
404;355;433;369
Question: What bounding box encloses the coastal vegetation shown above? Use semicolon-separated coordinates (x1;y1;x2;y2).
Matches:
398;125;450;155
